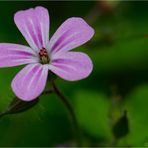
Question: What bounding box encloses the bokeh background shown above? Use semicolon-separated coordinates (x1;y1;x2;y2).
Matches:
0;1;148;147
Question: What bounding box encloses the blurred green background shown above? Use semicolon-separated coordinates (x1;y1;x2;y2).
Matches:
0;1;148;147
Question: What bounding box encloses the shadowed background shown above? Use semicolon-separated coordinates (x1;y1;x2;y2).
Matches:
0;1;148;147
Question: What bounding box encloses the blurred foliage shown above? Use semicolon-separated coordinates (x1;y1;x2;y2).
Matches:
0;1;148;147
74;91;112;146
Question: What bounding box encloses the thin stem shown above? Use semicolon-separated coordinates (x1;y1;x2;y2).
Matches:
109;85;122;146
51;80;82;147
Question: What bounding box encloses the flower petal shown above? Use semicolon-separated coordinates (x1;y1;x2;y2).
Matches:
49;52;93;81
11;63;48;101
0;43;38;67
14;6;49;51
48;17;94;55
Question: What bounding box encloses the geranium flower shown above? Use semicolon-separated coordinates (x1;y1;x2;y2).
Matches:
0;6;94;101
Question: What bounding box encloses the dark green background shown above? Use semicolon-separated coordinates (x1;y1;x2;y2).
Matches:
0;1;148;147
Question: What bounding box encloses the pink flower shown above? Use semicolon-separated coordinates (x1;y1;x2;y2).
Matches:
0;6;94;101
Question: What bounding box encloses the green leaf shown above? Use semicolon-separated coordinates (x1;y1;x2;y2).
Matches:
74;90;112;142
90;38;148;75
121;84;148;146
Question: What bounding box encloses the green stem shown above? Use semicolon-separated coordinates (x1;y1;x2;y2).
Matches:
51;80;82;147
110;85;122;146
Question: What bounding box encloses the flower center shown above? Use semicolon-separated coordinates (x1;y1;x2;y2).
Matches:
39;48;50;64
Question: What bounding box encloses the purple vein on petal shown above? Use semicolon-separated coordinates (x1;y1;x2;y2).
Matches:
4;50;35;58
50;29;72;53
50;30;87;55
52;33;78;54
21;64;39;89
36;18;43;48
27;65;42;90
51;62;77;72
52;58;80;66
25;18;41;49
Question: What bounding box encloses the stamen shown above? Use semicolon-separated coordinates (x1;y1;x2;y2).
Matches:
39;47;49;64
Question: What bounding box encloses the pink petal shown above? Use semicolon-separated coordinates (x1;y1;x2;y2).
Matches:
49;52;93;81
14;6;49;51
0;43;38;67
48;17;94;56
11;63;48;101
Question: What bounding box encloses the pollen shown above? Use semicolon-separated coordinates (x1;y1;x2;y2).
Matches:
39;48;50;64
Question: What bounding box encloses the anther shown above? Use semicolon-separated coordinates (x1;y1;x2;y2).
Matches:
39;47;49;64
